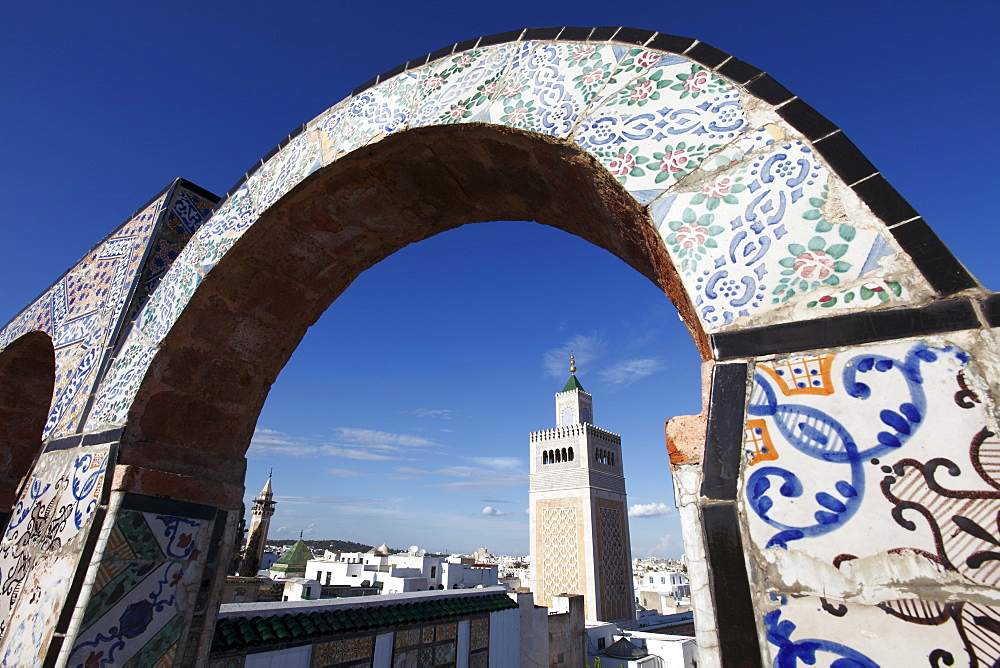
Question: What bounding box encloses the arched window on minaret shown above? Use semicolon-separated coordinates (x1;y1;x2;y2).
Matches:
562;447;567;462
568;447;574;461
543;451;549;465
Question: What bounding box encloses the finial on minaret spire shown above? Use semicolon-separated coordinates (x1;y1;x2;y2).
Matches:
300;530;303;540
269;468;272;479
569;353;576;374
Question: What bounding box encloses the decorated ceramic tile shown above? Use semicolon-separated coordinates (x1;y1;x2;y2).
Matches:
84;341;158;430
0;443;109;653
135;257;201;344
469;42;617;137
409;44;519;128
245;129;322;216
337;70;423;155
68;508;214;667
312;100;349;165
763;595;995;666
572;54;747;203
650;141;909;331
742;338;1000;586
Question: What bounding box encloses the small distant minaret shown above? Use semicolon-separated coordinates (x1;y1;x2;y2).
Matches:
244;471;275;571
529;356;635;622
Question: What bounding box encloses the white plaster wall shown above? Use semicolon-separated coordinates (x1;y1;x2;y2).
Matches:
488;607;519;667
373;632;393;668
243;644;311;667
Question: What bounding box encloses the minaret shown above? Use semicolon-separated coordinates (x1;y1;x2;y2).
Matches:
529;356;635;622
243;471;275;573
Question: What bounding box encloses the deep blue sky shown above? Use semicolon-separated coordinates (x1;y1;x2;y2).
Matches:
2;1;996;556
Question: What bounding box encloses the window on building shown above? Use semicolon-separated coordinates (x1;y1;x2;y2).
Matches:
431;566;436;578
648;576;653;584
568;447;574;461
661;577;666;584
598;638;606;650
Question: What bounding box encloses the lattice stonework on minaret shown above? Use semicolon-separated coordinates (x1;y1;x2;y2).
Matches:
597;503;630;620
539;504;583;603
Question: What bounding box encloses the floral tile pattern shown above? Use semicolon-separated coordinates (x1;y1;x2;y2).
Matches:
651;141;911;331
68;508;214;667
0;183;214;440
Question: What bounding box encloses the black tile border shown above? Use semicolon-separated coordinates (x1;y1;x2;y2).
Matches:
712;298;979;360
776;98;838;141
612;27;656;46
121;492;218;520
478;29;524;48
717;57;764;85
980;294;1000;327
82;427;125;446
45;434;82;452
647;33;696;54
523;27;562;41
701;362;750;500
745;74;794;105
851;174;919;226
686;41;729;69
558;27;593;41
702;503;763;668
813;132;878;186
889;218;978;296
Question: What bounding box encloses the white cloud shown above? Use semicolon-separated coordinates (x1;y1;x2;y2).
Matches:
599;358;664;386
327;467;365;478
392;463;527;492
482;506;510;516
543;334;606;378
464;457;523;470
247;427;436;461
402;409;454;419
335;427;438;449
628;502;673;518
648;534;672;557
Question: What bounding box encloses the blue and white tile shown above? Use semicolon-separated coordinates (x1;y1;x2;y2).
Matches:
84;341;158;430
245;130;322;216
651;141;892;331
742;338;999;579
409;43;520;127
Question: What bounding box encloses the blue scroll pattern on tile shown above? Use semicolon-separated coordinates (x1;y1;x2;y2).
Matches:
765;609;878;668
746;344;966;549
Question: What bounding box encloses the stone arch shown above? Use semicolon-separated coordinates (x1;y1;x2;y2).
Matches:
0;331;54;518
0;26;994;668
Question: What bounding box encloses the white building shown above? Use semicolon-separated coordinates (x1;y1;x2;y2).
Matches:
635;570;690;615
529;356;635;622
305;548;497;595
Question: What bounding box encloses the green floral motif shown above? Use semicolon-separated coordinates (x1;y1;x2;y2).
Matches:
664;207;725;272
669;65;733;99
807;280;903;308
564;44;602;69
614;48;665;75
592;146;650;184
644;142;719;183
772;185;859;302
501;99;536;129
772;231;855;302
572;62;614;97
689;174;747;211
616;69;673;106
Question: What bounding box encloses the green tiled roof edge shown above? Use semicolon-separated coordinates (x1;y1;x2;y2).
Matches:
561;374;584;392
213;593;517;653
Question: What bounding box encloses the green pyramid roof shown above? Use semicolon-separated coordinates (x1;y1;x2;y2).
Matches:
562;374;584;392
272;540;312;571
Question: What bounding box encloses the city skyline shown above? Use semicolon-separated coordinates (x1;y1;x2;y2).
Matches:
2;2;996;557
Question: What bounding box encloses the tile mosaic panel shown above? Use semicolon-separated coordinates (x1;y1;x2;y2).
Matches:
408;44;519;129
312;635;374;665
74;38;930;437
67;507;215;667
763;595;999;666
573;53;747;204
0;181;214;440
651;141;915;331
741;338;1000;587
0;442;110;662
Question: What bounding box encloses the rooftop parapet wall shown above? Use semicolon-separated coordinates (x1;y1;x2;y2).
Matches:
530;423;622;444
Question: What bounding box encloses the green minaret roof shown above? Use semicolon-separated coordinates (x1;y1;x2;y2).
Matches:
271;539;312;575
561;354;585;392
562;374;585;392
